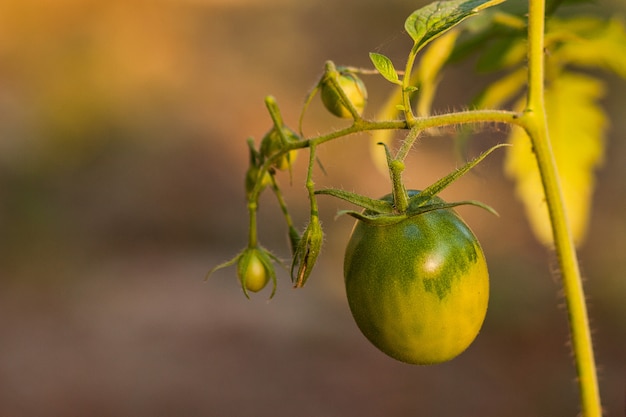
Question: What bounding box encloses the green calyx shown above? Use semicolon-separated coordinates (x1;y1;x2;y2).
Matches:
316;143;507;225
206;246;282;299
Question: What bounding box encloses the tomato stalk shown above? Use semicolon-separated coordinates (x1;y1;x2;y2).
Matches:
522;0;601;415
383;126;422;213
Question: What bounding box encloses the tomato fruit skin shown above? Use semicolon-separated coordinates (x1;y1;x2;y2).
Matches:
344;194;489;365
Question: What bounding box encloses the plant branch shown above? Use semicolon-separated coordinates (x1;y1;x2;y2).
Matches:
302;108;520;149
524;0;601;415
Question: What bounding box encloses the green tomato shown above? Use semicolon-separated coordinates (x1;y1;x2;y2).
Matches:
238;250;269;293
320;72;367;118
343;191;489;365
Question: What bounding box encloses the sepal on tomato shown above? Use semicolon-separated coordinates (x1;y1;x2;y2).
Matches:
315;188;394;214
409;143;509;208
406;197;499;218
338;210;408;225
317;144;506;225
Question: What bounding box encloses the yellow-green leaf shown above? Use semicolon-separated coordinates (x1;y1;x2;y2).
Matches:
549;16;626;79
504;73;607;247
369;52;401;85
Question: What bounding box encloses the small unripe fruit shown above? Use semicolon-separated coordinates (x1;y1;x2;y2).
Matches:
238;250;269;293
320;72;367;118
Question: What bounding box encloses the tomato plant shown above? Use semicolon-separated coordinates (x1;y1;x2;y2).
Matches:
344;192;489;365
208;0;626;415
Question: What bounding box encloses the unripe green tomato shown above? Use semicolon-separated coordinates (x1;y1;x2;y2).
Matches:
344;191;489;365
260;128;298;170
320;72;367;118
238;251;269;293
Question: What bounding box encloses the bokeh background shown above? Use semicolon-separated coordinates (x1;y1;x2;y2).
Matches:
0;0;624;416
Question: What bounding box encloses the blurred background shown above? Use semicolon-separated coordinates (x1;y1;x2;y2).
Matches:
0;0;624;416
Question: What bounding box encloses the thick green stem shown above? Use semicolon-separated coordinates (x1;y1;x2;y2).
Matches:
389;159;408;212
389;125;422;213
525;0;601;415
305;108;520;149
395;125;422;162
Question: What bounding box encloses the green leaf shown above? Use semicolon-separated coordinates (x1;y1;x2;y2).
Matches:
404;0;506;50
504;73;607;247
369;52;401;84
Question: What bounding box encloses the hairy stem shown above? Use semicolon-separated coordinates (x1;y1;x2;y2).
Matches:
395;125;422;162
304;108;520;149
401;44;420;123
525;0;601;415
306;144;319;218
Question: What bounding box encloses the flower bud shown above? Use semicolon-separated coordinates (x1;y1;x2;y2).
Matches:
291;217;323;288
